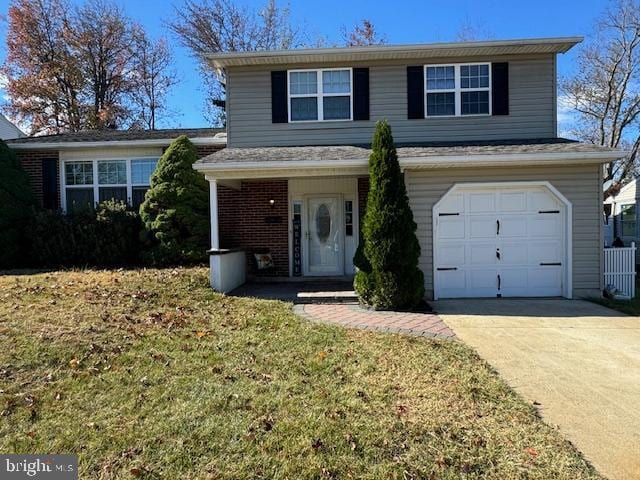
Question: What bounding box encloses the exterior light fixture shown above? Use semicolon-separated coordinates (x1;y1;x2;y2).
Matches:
269;199;275;207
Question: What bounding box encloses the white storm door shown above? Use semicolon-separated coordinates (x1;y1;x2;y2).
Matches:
305;195;344;275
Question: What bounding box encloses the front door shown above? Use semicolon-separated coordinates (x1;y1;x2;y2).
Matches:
305;195;344;275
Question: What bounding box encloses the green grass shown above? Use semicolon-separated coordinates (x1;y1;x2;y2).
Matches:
0;268;601;479
591;281;640;315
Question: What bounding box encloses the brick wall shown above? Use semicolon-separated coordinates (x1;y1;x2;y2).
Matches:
218;180;289;277
195;144;224;158
16;150;60;208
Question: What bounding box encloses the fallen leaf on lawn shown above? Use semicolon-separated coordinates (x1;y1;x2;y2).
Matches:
86;422;97;429
26;431;36;438
311;438;324;450
396;404;408;416
318;351;327;360
69;358;80;368
55;392;62;401
196;331;208;338
525;447;539;457
130;467;144;477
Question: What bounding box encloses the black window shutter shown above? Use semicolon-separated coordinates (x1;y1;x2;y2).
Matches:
271;70;288;123
491;62;509;116
41;158;59;210
407;66;424;119
353;68;369;121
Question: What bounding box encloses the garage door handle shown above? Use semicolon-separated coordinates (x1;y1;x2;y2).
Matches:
496;219;500;235
540;262;562;266
437;267;457;271
497;274;501;290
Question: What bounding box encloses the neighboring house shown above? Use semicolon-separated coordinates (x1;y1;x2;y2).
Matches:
604;179;638;248
194;37;624;299
0;113;25;139
7;129;226;212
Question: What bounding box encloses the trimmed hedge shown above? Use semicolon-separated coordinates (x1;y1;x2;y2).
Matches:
29;201;143;268
0;140;38;268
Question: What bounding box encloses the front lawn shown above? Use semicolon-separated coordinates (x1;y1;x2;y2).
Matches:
0;268;600;479
592;282;640;315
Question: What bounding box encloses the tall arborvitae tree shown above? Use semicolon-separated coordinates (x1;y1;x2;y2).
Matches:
140;135;209;264
354;121;424;310
0;140;38;268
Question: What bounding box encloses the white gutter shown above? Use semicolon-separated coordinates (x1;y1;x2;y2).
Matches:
193;150;626;173
9;136;227;150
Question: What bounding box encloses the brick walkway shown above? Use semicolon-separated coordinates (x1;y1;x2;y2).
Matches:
294;303;456;340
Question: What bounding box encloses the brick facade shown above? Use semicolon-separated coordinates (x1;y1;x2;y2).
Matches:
16;150;60;208
218;180;289;277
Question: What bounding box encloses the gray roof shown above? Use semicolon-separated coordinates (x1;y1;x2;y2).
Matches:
196;138;621;165
7;127;224;145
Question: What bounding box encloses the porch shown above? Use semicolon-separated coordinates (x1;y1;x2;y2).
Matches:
207;174;369;293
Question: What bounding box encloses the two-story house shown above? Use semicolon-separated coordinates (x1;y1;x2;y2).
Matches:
195;37;624;299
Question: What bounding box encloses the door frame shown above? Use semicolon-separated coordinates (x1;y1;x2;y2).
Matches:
302;193;345;276
432;181;573;299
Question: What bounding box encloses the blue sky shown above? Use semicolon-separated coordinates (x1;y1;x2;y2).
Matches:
0;0;611;129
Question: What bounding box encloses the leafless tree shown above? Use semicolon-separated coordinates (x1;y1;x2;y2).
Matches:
455;18;494;42
130;30;178;129
169;0;301;124
341;19;386;47
562;0;640;198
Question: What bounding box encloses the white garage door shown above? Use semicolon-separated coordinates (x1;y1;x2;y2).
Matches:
434;184;568;298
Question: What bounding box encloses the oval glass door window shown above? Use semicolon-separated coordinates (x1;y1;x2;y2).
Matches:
316;203;331;243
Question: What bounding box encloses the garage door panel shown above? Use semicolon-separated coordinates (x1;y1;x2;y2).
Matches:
500;216;528;237
439;244;465;266
469;216;497;238
529;267;562;293
530;191;559;211
436;270;466;298
500;268;529;289
469;244;497;265
468;192;496;213
531;216;561;237
439;193;464;214
469;269;499;292
529;241;563;264
499;243;528;265
498;192;527;212
438;217;465;239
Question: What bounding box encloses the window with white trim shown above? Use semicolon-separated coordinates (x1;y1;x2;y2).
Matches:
289;68;352;122
63;157;158;212
621;203;636;237
425;63;491;117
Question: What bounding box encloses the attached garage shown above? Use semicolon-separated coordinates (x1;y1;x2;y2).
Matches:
432;182;572;299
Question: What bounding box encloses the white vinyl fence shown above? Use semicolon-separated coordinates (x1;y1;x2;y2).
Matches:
604;242;637;299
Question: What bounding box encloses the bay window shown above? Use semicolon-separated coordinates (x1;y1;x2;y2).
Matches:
425;63;491;117
289;68;352;122
63;157;158;212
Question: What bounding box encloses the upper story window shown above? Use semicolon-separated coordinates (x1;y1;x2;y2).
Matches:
425;63;491;117
288;68;352;122
63;157;158;212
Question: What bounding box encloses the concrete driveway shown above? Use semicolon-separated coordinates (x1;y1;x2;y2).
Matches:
433;299;640;480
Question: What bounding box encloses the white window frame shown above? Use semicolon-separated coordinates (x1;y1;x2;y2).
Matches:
288;67;353;123
424;63;492;118
60;156;158;212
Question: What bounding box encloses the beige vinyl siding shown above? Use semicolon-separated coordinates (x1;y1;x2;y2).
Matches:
405;164;602;299
227;54;556;147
